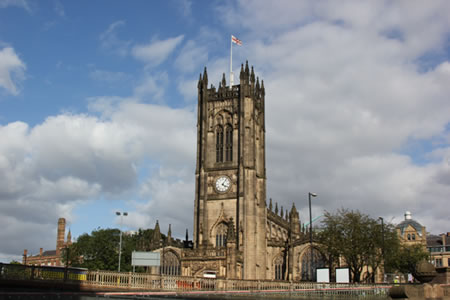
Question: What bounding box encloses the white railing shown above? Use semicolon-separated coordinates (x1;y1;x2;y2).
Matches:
0;263;392;296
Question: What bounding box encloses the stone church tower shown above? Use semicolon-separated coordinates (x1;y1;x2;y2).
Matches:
181;62;322;281
191;61;266;279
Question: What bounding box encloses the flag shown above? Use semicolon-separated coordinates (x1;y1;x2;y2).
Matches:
231;35;242;46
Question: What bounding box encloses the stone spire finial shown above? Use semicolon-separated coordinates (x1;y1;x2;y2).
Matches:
203;67;208;86
255;77;260;96
250;66;255;86
227;218;236;241
239;63;245;80
281;206;284;218
261;80;265;97
222;73;227;88
167;224;172;245
198;73;202;89
275;202;279;214
269;198;273;211
153;220;161;246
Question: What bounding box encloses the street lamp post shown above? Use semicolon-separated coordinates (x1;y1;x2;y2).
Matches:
116;211;128;273
379;217;385;282
308;192;317;281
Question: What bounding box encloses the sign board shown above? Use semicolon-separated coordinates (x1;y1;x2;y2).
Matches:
132;251;160;267
316;268;330;283
336;268;350;283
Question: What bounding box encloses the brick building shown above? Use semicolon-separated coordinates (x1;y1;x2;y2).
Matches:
22;218;71;266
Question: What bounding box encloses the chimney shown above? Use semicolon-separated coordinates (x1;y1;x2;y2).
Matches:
40;248;43;256
56;218;66;256
23;249;28;265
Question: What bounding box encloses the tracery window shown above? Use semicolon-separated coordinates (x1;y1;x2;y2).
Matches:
216;126;224;162
215;223;228;248
274;255;284;280
225;125;233;162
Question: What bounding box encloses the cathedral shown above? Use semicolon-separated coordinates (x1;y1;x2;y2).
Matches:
174;62;325;281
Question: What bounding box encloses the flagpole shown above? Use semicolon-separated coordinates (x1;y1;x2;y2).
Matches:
230;35;233;86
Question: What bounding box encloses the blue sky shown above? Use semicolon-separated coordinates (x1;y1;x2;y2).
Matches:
1;0;450;262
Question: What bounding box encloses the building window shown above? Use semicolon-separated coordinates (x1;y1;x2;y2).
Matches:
215;223;228;248
216;126;224;162
436;258;443;267
412;233;416;240
274;255;284;280
225;125;233;162
407;234;411;240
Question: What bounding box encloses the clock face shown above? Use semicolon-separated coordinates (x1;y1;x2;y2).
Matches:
215;176;231;193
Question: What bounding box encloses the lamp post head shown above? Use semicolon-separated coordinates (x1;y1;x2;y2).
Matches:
124;212;128;216
116;212;120;216
309;192;317;197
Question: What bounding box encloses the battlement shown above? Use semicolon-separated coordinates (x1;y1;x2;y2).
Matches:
198;61;265;103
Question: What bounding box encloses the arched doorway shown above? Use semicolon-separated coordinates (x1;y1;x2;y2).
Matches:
160;250;181;276
300;247;326;281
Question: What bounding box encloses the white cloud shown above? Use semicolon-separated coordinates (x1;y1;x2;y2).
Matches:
0;47;26;95
132;35;184;67
0;0;31;12
133;72;168;103
100;20;131;56
212;0;450;234
0;98;197;258
174;40;208;73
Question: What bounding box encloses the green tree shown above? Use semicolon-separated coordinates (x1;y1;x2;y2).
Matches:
389;244;429;276
64;228;123;271
317;209;398;283
62;227;164;272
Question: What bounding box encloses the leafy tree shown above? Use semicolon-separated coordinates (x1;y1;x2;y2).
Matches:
62;227;163;272
389;244;429;276
317;209;398;283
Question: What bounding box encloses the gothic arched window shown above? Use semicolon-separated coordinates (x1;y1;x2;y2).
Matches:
274;255;284;280
160;251;180;276
407;234;411;240
225;125;233;162
216;126;224;162
215;223;228;248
